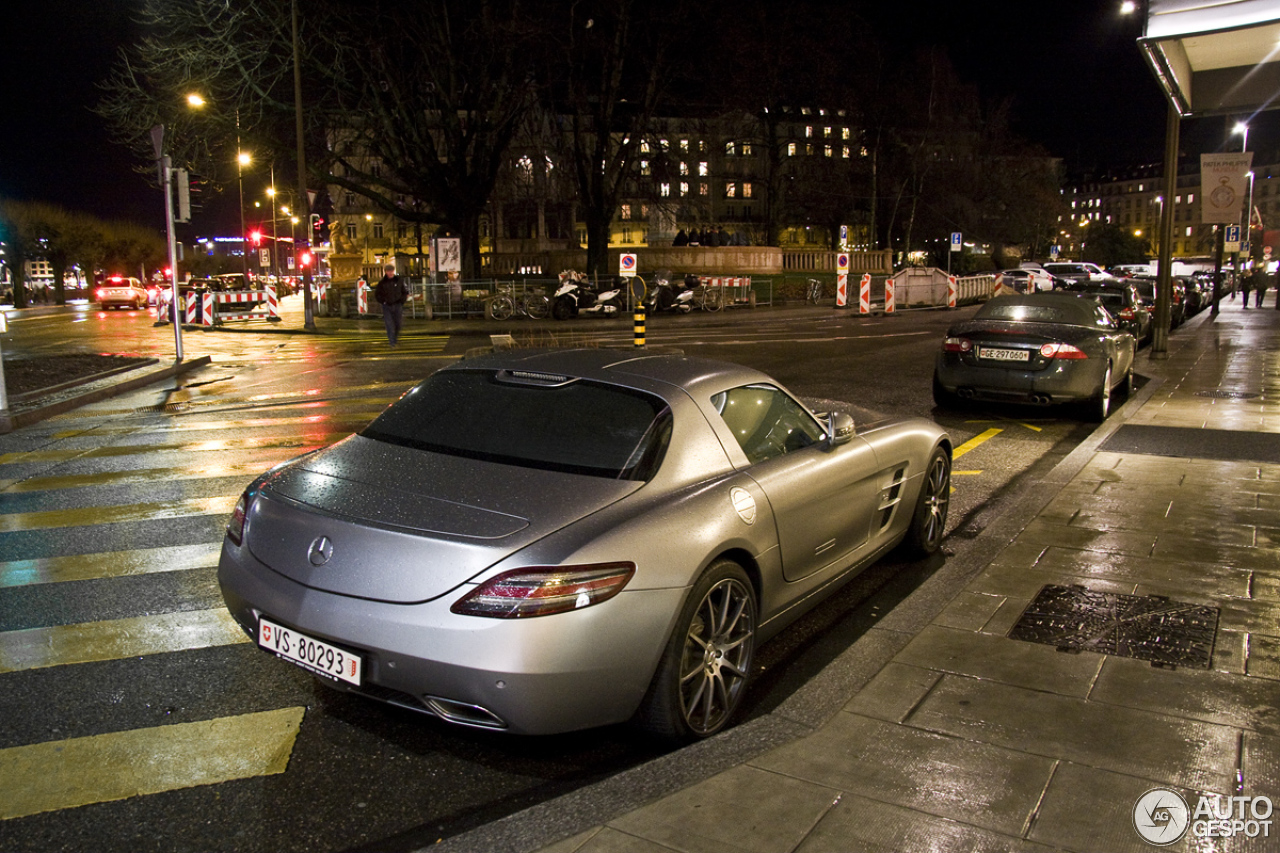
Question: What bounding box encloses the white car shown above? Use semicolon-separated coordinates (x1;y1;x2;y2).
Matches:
997;268;1054;293
1044;262;1107;282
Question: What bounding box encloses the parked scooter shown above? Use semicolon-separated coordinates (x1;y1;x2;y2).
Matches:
552;270;624;320
646;273;695;314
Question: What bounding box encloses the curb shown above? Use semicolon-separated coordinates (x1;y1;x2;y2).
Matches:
0;356;213;434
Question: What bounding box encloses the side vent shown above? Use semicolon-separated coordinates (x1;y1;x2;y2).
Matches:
877;466;908;529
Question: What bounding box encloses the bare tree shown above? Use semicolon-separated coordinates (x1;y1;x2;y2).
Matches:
321;0;541;279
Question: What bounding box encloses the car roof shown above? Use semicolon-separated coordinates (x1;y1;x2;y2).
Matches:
447;348;774;402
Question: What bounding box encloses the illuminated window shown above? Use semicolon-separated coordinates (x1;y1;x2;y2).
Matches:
660;183;671;197
805;126;813;138
842;128;850;140
788;142;797;156
680;162;689;176
824;127;832;137
699;182;708;196
641;160;650;176
726;182;737;198
680;181;689;196
742;142;752;156
680;139;689;152
726;141;737;156
842;146;850;158
346;223;357;240
824;145;833;158
621;204;632;219
743;183;753;198
698;162;708;176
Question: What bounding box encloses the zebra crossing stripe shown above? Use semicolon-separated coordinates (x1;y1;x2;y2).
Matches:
0;608;249;673
0;495;239;533
0;706;305;820
0;543;221;588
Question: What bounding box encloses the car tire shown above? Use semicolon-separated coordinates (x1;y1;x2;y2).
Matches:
899;445;951;558
931;373;961;409
1082;362;1113;422
635;559;756;740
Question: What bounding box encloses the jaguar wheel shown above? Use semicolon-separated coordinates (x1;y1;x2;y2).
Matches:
636;559;756;739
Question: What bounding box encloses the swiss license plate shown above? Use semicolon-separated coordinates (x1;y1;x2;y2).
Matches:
979;347;1030;362
259;616;363;686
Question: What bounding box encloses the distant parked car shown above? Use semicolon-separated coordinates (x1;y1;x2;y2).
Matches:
1044;262;1107;282
1130;275;1185;329
96;276;149;310
934;292;1137;421
1057;279;1153;344
998;268;1054;293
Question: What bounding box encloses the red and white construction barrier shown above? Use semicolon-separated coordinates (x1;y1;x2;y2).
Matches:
859;273;871;314
836;273;848;307
992;272;1010;298
948;275;958;308
357;282;370;315
884;276;895;313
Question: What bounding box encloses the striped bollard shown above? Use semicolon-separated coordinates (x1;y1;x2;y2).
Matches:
357;283;369;315
993;273;1006;297
859;274;871;314
634;305;646;348
184;293;199;325
948;275;958;308
266;284;280;320
202;292;215;326
885;277;896;313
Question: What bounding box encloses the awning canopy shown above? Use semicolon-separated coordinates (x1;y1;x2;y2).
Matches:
1139;0;1280;117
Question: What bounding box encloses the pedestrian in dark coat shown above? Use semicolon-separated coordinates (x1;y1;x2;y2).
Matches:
375;265;407;346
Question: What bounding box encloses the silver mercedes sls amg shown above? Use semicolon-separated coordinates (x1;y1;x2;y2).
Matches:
218;349;951;738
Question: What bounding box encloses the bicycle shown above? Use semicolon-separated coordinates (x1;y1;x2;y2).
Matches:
486;284;551;320
806;278;824;304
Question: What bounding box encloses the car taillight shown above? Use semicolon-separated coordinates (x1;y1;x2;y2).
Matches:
227;490;255;545
95;289;105;300
943;336;973;353
1039;343;1088;359
451;563;636;618
1117;308;1134;319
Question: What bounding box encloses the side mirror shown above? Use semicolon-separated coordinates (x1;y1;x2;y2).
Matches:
825;412;856;446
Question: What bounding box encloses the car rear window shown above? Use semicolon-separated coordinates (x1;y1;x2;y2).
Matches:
976;301;1079;324
361;369;672;480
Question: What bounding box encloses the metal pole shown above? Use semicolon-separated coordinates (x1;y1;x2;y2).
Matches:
151;125;184;362
1151;100;1179;356
293;0;315;330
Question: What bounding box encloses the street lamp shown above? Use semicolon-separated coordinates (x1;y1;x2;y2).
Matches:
365;213;373;266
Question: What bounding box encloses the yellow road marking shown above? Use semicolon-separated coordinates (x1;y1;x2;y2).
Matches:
0;707;305;820
0;543;221;588
0;434;348;465
0;608;249;673
1;460;291;493
0;495;238;533
952;428;1003;460
952;470;984;476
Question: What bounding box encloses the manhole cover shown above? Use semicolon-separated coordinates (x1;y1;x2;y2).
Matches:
1009;585;1218;668
1194;390;1260;399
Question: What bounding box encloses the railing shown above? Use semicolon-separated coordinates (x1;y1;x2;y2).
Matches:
782;250;892;274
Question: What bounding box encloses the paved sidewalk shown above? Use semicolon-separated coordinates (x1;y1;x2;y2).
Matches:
442;304;1280;853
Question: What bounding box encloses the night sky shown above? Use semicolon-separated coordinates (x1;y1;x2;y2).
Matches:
0;0;1270;235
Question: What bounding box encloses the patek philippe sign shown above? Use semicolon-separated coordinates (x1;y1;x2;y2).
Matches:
1201;153;1253;224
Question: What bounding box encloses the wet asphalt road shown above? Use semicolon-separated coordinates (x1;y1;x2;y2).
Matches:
0;298;1095;851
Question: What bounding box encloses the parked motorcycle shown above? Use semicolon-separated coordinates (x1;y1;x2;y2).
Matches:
646;273;695;314
552;270;624;320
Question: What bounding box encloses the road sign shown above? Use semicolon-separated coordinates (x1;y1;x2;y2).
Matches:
839;225;848;248
836;253;849;272
1051;245;1061;260
950;232;962;252
1226;225;1240;243
619;253;638;277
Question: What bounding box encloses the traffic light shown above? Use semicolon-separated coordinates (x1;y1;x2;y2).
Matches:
250;230;262;246
299;250;312;267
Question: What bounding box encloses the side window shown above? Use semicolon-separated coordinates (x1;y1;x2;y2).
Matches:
711;384;825;464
